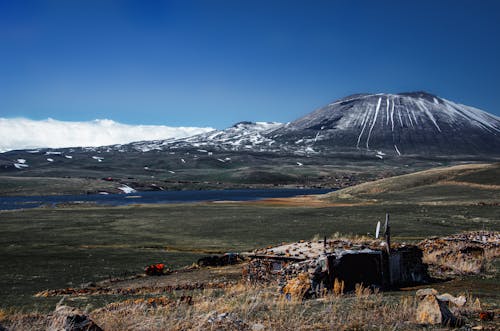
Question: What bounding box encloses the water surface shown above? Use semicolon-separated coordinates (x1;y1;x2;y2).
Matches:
0;188;333;210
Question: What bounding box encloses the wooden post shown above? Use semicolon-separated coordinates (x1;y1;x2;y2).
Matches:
385;212;392;287
384;213;391;254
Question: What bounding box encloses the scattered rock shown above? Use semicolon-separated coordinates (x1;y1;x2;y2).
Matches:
252;323;265;331
205;311;247;330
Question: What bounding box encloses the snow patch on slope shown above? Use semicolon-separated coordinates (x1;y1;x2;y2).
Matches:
118;185;137;194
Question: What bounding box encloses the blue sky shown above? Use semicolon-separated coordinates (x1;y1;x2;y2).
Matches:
1;0;499;129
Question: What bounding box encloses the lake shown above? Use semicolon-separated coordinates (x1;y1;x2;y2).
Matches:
0;188;333;210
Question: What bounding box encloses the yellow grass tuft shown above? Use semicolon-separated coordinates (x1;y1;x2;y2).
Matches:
333;278;345;296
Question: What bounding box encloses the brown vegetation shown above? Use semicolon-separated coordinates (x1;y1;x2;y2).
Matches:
1;282;418;331
4;280;499;331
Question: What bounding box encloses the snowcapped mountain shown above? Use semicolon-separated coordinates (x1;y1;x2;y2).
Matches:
122;91;499;158
3;92;499;160
270;91;500;156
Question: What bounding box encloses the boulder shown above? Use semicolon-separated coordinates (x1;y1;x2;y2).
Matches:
64;315;102;331
415;293;463;327
416;295;442;325
49;305;102;331
436;293;466;307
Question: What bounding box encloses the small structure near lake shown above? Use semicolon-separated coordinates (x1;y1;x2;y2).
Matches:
244;214;430;294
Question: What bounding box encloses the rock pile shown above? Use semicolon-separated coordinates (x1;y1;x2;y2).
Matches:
419;231;500;276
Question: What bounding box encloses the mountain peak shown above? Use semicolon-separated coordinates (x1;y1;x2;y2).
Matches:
397;91;440;103
232;121;255;128
270;92;500;156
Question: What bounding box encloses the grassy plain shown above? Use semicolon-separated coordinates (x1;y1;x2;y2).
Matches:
1;200;498;311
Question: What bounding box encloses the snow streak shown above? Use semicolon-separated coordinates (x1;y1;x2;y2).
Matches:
412;110;418;125
386;97;390;125
357;106;372;148
406;108;414;127
394;145;401;155
366;97;382;149
390;98;395;131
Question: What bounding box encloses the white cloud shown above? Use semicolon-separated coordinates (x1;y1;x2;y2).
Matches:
0;118;214;152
